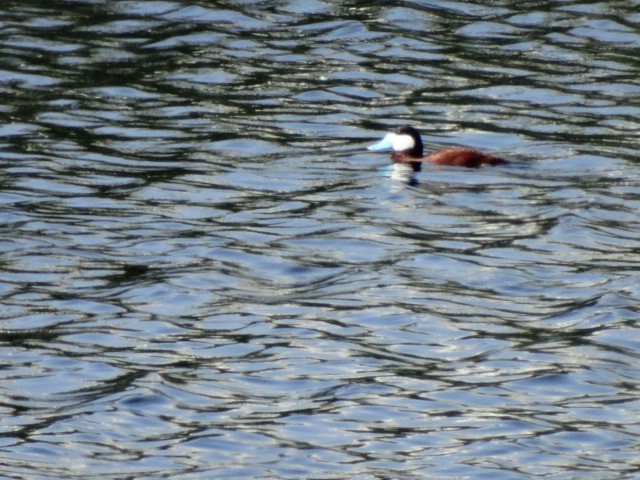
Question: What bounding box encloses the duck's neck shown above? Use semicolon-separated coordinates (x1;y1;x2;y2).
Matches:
392;152;422;172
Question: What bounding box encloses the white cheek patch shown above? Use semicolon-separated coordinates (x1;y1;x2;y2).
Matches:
390;133;415;152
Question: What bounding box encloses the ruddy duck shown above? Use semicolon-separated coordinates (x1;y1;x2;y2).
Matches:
368;125;507;171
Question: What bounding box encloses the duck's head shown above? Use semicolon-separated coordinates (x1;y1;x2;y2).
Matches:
367;125;424;159
367;126;424;172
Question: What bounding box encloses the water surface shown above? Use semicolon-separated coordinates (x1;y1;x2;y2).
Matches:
1;1;639;479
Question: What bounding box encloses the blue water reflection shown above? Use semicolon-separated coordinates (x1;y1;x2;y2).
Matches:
1;1;639;479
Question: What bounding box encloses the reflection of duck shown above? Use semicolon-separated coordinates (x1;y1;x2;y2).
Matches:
368;126;507;172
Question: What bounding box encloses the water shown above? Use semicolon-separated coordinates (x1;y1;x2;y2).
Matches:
1;1;639;478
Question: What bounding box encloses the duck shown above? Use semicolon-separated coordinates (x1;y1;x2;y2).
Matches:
367;125;507;172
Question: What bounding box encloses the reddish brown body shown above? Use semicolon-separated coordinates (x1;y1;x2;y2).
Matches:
393;148;507;169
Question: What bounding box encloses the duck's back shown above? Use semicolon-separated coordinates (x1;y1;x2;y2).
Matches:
425;148;507;168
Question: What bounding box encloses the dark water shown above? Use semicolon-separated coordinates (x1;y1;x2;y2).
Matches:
1;1;639;478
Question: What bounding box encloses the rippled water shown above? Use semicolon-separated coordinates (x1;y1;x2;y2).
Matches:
1;1;639;478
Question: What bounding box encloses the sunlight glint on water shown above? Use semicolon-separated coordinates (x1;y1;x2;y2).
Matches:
0;1;639;479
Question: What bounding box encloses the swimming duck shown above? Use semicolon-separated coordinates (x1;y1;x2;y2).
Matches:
368;125;507;171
